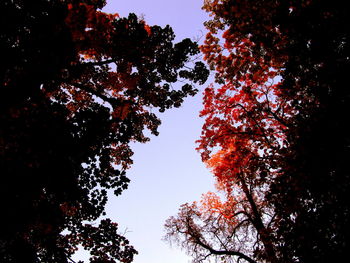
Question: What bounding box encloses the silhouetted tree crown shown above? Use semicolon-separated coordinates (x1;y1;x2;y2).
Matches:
0;0;208;262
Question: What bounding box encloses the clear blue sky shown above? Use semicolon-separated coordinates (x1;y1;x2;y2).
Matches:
74;1;215;263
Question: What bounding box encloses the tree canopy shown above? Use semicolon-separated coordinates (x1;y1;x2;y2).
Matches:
0;1;208;262
165;0;350;263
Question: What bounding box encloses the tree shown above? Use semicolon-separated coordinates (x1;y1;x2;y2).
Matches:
266;1;350;262
165;0;350;263
0;1;208;262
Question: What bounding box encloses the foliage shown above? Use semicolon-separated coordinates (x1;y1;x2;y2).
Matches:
165;0;350;263
0;0;208;262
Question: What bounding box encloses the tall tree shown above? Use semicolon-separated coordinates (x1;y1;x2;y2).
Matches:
165;0;350;263
0;1;208;262
266;1;350;262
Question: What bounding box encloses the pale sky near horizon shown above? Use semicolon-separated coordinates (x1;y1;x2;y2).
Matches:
75;1;216;263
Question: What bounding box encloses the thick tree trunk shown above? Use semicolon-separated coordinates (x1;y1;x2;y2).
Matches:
239;174;279;263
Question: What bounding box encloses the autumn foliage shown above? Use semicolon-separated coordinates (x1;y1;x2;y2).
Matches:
0;1;208;262
165;1;350;263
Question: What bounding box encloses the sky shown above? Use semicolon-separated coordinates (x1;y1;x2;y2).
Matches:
74;1;215;263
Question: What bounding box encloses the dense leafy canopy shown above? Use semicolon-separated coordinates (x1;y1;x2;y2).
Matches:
165;0;350;263
0;1;208;262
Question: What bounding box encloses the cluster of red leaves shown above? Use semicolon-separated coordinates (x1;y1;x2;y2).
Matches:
66;2;119;60
200;191;239;224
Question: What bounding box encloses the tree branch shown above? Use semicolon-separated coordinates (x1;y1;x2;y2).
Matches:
79;58;116;67
194;236;258;263
70;82;121;107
